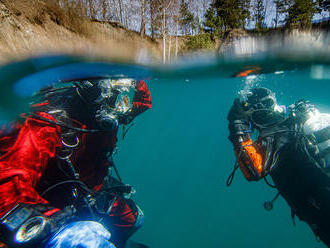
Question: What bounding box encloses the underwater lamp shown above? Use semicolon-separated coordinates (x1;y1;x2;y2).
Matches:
0;204;50;245
44;221;116;248
303;109;330;168
304;110;330;132
15;216;49;243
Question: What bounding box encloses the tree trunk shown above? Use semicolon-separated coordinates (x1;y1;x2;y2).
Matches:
123;2;128;28
140;0;146;36
168;36;172;62
126;0;134;28
175;20;178;58
87;0;95;19
162;7;166;64
118;0;124;25
149;0;154;39
111;0;120;22
275;8;278;28
80;0;89;17
101;0;107;20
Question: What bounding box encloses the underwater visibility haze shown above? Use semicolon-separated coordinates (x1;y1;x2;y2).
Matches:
1;41;330;247
123;63;330;248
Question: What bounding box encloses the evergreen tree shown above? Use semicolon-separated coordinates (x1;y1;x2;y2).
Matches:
179;0;195;35
285;0;317;29
194;16;201;34
274;0;288;28
252;0;266;30
203;6;222;36
213;0;251;31
316;0;330;16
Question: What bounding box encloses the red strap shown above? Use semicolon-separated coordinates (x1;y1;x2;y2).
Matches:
110;198;137;228
43;208;60;216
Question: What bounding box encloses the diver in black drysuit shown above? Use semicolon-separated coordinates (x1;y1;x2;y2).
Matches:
227;87;330;246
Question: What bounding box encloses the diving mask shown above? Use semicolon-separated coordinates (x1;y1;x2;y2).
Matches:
242;88;286;127
95;79;136;129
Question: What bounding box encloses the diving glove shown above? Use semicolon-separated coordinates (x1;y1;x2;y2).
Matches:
227;99;252;147
227;98;249;122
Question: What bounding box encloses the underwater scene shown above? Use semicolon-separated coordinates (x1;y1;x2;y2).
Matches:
120;60;330;248
0;45;329;248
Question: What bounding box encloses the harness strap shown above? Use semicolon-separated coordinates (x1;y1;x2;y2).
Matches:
42;109;83;202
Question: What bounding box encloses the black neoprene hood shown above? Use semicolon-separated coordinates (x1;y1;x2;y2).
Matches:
247;87;276;110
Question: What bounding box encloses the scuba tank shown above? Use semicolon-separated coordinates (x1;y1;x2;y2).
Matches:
303;112;330;169
291;100;330;170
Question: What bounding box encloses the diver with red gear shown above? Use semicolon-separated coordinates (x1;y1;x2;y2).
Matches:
0;78;152;248
227;87;330;247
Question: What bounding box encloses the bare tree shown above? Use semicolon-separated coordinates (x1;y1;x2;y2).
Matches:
162;5;167;63
274;0;280;28
149;0;162;38
171;0;180;59
79;0;89;17
101;0;108;20
167;36;172;61
110;0;125;24
110;0;119;22
140;0;147;36
175;20;178;58
87;0;96;19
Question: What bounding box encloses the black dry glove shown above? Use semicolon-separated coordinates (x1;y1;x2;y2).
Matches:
227;98;252;147
227;98;249;122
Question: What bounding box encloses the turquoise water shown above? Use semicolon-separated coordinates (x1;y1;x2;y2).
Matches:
1;54;330;247
115;65;330;247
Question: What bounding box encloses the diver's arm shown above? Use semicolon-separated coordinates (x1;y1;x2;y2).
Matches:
0;113;71;246
0;113;63;218
227;99;264;181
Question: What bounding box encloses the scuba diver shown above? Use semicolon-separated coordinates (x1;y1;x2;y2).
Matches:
0;78;152;248
227;87;330;246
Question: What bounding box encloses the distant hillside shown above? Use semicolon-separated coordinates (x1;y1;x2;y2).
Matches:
0;0;162;64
